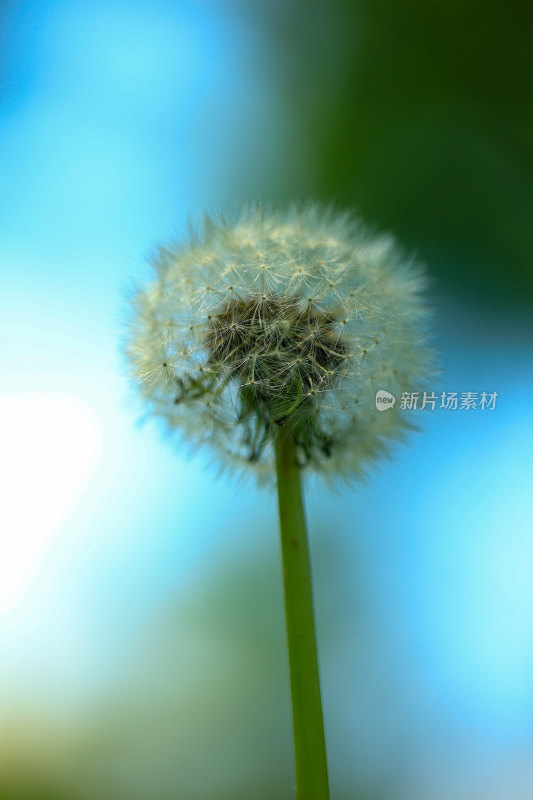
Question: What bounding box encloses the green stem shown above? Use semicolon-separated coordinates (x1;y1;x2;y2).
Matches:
275;435;330;799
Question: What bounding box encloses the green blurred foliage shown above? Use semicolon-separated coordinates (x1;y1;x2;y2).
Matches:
0;524;385;799
0;781;73;800
243;0;533;303
69;530;348;800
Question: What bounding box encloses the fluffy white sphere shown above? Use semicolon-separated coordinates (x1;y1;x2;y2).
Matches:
126;204;434;481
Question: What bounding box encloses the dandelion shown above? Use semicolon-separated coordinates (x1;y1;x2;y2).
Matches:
126;204;434;799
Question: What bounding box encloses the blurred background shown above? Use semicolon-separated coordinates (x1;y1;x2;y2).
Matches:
1;1;532;798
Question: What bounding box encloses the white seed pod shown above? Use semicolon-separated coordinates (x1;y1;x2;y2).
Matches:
126;204;435;481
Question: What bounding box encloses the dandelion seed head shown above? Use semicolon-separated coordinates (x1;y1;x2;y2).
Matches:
126;204;435;481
